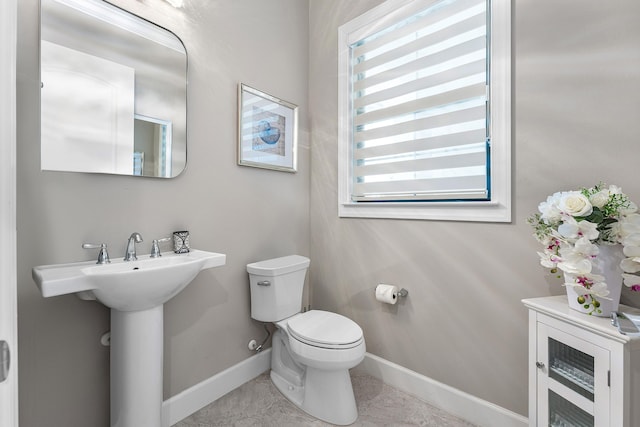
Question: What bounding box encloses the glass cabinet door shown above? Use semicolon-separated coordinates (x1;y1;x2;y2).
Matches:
537;323;610;426
549;389;594;426
548;337;594;402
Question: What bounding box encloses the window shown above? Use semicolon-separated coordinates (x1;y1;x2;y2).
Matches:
338;0;510;222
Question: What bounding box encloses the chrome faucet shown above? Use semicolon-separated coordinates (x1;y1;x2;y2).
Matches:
124;232;143;261
82;242;110;264
150;237;171;258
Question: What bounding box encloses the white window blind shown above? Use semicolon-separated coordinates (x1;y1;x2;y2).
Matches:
349;0;489;202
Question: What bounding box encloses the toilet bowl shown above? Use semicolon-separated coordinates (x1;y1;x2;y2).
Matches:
272;310;365;425
247;256;366;425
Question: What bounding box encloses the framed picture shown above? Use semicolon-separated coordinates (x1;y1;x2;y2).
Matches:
238;83;298;172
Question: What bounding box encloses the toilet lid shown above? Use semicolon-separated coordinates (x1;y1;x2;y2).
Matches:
287;310;363;348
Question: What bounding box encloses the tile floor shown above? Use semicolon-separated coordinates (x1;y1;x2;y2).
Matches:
174;372;477;426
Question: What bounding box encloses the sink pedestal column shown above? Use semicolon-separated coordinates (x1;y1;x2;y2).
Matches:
110;305;163;427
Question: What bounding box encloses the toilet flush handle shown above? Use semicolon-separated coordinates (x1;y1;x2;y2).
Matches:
257;280;271;286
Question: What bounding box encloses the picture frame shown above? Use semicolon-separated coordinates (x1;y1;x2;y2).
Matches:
238;83;298;172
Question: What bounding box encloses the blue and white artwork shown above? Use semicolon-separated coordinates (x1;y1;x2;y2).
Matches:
258;120;280;144
252;106;286;156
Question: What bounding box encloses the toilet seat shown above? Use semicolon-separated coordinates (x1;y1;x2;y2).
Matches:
286;310;363;349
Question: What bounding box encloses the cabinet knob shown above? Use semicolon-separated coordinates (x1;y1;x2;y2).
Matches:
535;361;545;369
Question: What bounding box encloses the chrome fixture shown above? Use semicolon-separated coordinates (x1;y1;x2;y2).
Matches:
0;340;10;383
150;237;171;258
82;242;110;264
124;232;143;261
249;324;271;353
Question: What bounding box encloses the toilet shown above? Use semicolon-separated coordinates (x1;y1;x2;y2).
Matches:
247;255;365;425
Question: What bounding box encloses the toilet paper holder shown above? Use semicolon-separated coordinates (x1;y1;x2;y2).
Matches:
374;287;409;298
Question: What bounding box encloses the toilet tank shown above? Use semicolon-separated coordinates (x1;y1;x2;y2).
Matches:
247;255;310;322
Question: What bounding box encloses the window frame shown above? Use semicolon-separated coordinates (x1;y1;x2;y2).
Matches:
337;0;511;222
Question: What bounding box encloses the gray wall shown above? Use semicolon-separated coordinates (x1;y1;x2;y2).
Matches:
15;0;640;425
16;0;309;425
309;0;640;417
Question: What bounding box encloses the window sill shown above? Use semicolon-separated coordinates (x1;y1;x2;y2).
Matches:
338;200;511;222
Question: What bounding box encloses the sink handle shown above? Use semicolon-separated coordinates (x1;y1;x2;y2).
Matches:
150;237;171;258
82;243;111;264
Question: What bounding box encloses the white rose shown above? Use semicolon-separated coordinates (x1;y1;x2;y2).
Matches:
559;192;593;217
608;185;623;195
589;190;610;208
538;192;562;221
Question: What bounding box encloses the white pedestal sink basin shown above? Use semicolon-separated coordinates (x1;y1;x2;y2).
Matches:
33;249;226;427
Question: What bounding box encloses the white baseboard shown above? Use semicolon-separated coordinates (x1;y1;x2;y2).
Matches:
162;349;527;427
162;349;272;427
353;353;528;427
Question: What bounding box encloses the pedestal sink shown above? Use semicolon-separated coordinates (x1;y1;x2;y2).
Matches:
32;249;226;427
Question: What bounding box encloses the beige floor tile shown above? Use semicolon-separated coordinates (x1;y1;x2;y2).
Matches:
174;372;476;427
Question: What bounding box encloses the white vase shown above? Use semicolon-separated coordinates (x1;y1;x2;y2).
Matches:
564;244;625;317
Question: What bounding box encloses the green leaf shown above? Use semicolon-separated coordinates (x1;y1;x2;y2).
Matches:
583;207;603;224
600;218;618;227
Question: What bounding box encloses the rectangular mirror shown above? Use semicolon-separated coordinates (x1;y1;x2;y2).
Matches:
40;0;187;178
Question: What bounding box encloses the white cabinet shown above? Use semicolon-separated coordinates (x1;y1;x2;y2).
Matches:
523;296;640;427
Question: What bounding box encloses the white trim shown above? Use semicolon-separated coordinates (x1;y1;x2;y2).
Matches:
338;0;511;222
161;349;271;426
0;0;18;425
161;349;526;427
353;353;528;427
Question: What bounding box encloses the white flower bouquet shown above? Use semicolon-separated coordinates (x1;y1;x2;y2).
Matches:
528;183;640;314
